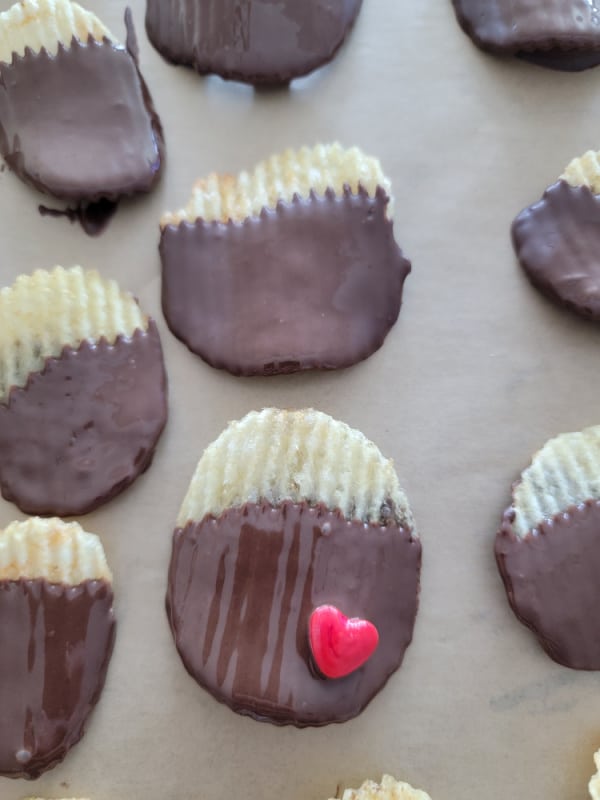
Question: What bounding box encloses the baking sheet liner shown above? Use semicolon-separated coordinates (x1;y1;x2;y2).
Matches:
1;1;600;798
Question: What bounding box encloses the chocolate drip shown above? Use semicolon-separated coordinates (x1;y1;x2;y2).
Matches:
0;25;164;205
452;0;600;71
38;198;118;237
512;180;600;320
166;501;421;726
145;0;362;85
0;321;168;516
496;501;600;669
0;578;115;778
161;187;410;376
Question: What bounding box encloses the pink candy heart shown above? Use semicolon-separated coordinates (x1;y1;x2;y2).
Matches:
309;604;379;679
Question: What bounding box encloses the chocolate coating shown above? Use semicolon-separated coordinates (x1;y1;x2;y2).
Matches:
0;25;163;203
0;578;115;778
146;0;362;85
166;501;421;726
517;48;600;71
0;322;168;516
451;0;600;71
512;180;600;320
161;187;410;376
496;501;600;669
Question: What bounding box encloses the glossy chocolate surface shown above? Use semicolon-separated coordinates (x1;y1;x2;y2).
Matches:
0;578;115;778
166;501;421;726
0;322;168;516
496;501;600;669
452;0;600;71
146;0;362;85
512;180;600;320
0;27;163;202
161;187;410;376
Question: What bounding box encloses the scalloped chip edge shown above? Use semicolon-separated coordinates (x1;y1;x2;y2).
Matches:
0;265;147;401
591;750;600;800
0;0;114;64
0;517;112;583
504;425;600;538
177;408;414;529
333;775;432;800
160;143;394;227
562;150;600;195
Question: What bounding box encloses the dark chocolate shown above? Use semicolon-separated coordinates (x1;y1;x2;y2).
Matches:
496;500;600;669
517;48;600;71
451;0;600;71
166;501;421;726
161;187;410;376
145;0;362;85
38;198;118;237
512;180;600;320
0;20;163;205
0;321;168;516
0;578;115;778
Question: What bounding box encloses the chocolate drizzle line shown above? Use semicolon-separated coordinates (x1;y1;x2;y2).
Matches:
0;321;168;516
145;0;363;86
512;180;600;320
0;578;115;779
166;501;421;726
161;186;410;376
0;12;164;232
496;500;600;670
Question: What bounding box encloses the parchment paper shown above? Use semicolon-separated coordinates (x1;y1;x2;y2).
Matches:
1;1;600;798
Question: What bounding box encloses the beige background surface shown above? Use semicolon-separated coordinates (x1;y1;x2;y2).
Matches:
1;0;600;798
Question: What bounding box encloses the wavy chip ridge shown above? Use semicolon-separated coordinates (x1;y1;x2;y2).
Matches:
0;266;147;400
0;0;114;63
335;775;432;800
177;408;413;529
161;143;393;227
0;517;112;583
509;426;600;537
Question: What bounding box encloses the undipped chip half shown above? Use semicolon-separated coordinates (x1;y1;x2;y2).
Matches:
591;750;600;800
334;775;433;800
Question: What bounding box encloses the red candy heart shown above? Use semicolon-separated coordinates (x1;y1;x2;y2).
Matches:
309;605;379;679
